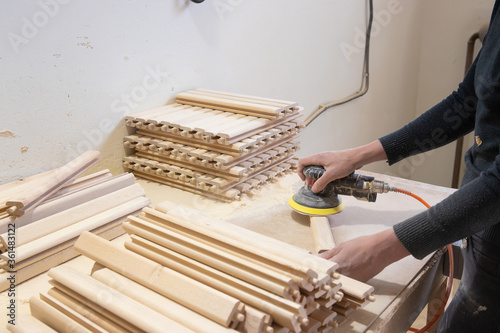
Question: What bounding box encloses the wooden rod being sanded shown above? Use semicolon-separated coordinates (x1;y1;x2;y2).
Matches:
309;216;336;254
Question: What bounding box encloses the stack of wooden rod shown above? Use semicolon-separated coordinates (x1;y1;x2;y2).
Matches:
23;202;375;333
0;152;151;292
123;89;303;201
0;151;100;219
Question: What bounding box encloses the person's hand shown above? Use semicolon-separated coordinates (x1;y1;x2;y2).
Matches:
298;150;360;193
319;228;411;282
297;140;388;192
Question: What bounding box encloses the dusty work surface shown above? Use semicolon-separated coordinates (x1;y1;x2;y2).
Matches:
0;171;456;332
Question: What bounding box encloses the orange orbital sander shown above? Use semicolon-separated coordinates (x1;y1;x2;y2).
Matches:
288;165;392;216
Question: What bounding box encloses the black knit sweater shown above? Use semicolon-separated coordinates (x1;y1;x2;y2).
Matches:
379;1;500;259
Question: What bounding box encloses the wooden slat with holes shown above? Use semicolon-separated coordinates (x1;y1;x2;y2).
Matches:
130;111;301;149
124;156;296;200
131;137;299;177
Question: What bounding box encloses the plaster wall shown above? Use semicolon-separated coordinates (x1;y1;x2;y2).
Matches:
0;0;495;187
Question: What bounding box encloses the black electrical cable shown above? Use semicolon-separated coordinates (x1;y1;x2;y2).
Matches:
304;0;374;126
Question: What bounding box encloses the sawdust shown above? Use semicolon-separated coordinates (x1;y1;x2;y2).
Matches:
0;130;16;138
20;146;29;153
473;305;487;315
193;173;302;221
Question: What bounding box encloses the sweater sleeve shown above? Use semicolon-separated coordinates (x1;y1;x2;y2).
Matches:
393;152;500;259
379;2;500;259
379;57;478;165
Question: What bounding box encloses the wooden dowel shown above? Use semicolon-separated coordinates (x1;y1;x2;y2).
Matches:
47;287;133;333
194;89;298;107
235;305;273;333
309;307;337;326
125;215;297;296
123;234;304;332
7;183;145;247
48;281;142;333
309;216;336;254
0;217;126;292
0;172;136;235
4;197;149;264
196;114;247;137
73;231;244;328
39;293;106;333
29;296;93;333
334;274;374;300
156;203;332;278
92;267;238;333
6;151;100;216
180;111;231;133
45;169;112;200
3;212;131;272
135;129;248;153
139;207;317;289
47;265;195;333
126;221;298;299
206;115;259;137
135;105;193;127
153;204;336;277
176;93;281;118
125;103;182;122
156;107;204;127
301;317;321;333
218;118;270;139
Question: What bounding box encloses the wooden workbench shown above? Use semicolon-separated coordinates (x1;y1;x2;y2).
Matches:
0;171;455;332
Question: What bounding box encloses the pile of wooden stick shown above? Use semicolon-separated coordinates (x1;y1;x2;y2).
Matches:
0;151;100;219
123;89;303;201
0;153;151;292
24;202;375;333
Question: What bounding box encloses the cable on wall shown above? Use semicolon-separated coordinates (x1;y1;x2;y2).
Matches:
304;0;374;127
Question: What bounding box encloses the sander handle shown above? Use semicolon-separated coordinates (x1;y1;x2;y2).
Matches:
302;165;390;202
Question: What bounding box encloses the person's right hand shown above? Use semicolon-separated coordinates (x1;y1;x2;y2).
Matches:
297;140;388;193
297;150;360;193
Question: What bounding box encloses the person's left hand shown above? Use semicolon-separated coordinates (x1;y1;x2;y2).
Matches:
319;228;411;282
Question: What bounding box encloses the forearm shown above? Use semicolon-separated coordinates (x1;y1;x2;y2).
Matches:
380;60;478;165
394;163;500;259
349;140;388;169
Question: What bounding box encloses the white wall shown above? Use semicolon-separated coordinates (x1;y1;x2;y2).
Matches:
0;0;495;187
